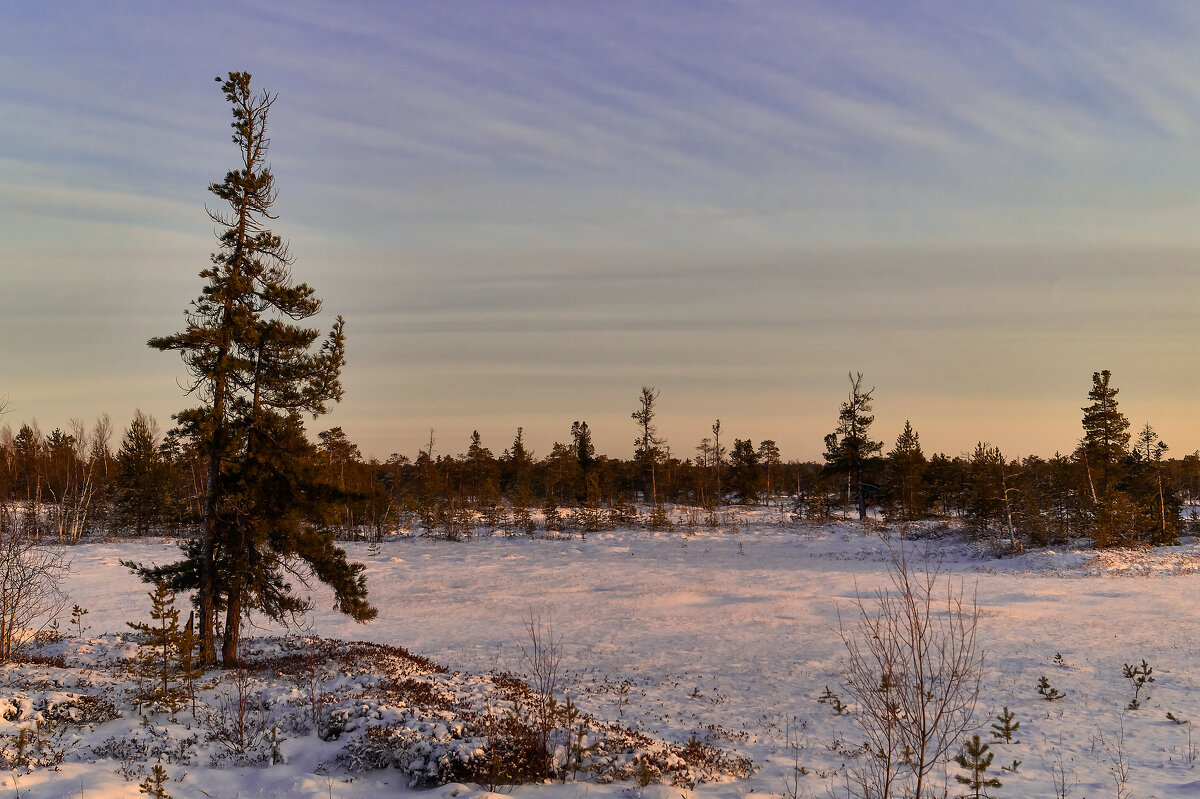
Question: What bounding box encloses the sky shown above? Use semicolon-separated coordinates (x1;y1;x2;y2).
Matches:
4;2;1200;463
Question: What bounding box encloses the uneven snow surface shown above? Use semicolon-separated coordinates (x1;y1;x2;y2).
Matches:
8;516;1200;798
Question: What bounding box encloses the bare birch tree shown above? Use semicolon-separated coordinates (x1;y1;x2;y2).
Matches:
0;522;70;661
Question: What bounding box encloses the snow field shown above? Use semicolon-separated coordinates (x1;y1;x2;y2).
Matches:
8;517;1200;797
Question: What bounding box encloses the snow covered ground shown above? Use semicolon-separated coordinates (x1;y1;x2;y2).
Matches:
8;513;1200;798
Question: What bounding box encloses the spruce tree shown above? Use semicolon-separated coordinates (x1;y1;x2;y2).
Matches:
114;411;171;535
966;443;1005;536
886;421;927;521
137;72;374;666
505;427;533;494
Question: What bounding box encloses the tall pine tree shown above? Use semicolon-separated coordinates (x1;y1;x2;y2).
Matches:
823;372;882;521
1079;370;1132;546
631;387;664;505
1080;369;1130;500
138;72;374;666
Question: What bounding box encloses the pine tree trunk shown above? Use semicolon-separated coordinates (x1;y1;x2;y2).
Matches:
199;422;221;667
856;466;867;521
1159;474;1167;539
222;590;242;667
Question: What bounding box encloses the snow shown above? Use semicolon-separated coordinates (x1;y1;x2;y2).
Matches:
7;514;1200;797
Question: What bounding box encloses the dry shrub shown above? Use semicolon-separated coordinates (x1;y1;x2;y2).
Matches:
838;543;984;799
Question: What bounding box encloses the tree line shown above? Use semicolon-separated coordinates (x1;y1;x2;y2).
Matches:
2;368;1195;552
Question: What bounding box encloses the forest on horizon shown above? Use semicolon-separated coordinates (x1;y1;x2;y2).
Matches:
1;367;1193;554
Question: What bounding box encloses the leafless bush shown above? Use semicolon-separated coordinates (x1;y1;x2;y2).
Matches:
1047;748;1076;799
838;543;984;799
521;609;563;778
780;717;809;799
199;658;275;762
0;517;71;662
1099;716;1132;799
297;637;328;736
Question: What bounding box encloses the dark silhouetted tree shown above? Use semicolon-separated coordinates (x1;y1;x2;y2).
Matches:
571;421;595;476
757;439;781;506
631;387;664;504
728;438;762;504
465;430;495;500
823;372;883;521
1080;369;1130;500
504;427;533;494
139;72;373;666
1125;423;1180;545
887;421;927;521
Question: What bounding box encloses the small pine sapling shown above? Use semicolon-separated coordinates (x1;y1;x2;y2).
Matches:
71;604;90;639
137;763;172;798
953;734;1002;799
647;503;673;532
817;686;847;715
990;707;1020;744
560;697;594;782
1053;652;1067;667
1001;758;1021;773
128;580;187;714
1167;711;1190;725
1122;658;1154;710
1037;675;1064;701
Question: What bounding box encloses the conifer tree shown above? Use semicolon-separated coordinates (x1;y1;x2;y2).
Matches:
966;443;1005;536
465;430;495;499
114;411;171;535
1080;370;1130;500
953;734;1001;798
757;440;781;506
138;72;373;666
886;421;927;521
571;421;596;476
823;372;882;521
505;427;533;494
631;387;664;505
728;438;762;504
989;706;1020;744
711;419;724;504
128;580;186;713
1079;370;1132;546
1126;423;1180;544
315;427;361;490
545;441;582;506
